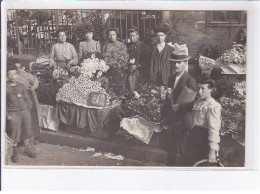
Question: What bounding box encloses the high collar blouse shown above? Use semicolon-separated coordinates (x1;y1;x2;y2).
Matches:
51;42;78;65
78;40;101;61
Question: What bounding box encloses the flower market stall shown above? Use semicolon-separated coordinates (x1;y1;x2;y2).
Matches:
29;53;122;138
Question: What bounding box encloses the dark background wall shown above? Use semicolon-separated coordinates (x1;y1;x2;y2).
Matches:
168;11;246;60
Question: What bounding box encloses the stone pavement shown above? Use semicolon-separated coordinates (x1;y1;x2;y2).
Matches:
6;143;165;166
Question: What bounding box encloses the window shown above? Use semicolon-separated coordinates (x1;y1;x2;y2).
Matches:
206;11;246;26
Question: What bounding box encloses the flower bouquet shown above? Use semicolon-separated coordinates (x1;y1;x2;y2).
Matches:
79;54;109;79
52;67;69;80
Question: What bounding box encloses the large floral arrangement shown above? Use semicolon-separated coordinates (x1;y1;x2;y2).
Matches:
102;42;129;69
122;84;172;123
102;44;129;97
219;81;246;137
220;43;246;66
79;54;109;79
56;74;111;107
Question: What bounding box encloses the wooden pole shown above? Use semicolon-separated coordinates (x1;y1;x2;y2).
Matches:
14;10;22;55
137;11;139;32
131;11;133;27
55;10;59;31
120;10;122;40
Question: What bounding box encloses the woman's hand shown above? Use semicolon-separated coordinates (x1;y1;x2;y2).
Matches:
208;148;217;163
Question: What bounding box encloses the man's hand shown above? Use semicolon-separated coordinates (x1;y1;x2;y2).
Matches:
208;148;217;163
171;104;179;112
7;115;12;120
66;62;71;70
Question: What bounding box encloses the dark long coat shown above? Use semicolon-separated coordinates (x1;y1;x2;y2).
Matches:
150;44;174;85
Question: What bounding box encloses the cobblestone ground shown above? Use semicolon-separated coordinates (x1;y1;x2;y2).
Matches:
5;143;165;167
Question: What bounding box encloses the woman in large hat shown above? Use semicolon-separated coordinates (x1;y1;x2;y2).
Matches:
78;26;101;62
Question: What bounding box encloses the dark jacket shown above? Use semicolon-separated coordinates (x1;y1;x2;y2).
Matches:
162;71;197;122
150;44;174;85
167;71;198;102
127;41;150;67
6;82;32;112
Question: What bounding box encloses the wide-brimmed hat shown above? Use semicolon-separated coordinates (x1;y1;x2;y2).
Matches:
169;50;190;62
154;26;167;34
84;26;95;33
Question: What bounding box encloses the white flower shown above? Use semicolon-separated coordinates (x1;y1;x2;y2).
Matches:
133;91;140;98
97;71;103;78
91;54;96;59
130;58;136;64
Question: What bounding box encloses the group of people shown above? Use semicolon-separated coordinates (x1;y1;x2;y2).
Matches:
6;25;221;166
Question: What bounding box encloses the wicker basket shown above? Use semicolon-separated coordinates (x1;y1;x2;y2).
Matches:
193;159;224;167
5;134;13;158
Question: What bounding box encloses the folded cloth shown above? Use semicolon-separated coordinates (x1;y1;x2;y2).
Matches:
120;116;162;144
215;58;246;75
38;104;60;131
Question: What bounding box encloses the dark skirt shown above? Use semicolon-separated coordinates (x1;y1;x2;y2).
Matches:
181;126;209;166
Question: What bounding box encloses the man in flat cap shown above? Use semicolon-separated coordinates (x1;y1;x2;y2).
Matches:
150;27;174;86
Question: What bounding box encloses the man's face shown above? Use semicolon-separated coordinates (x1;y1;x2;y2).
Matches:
172;60;187;74
85;32;94;40
198;83;212;99
7;70;18;82
129;32;139;43
58;32;67;43
156;32;166;43
108;31;117;42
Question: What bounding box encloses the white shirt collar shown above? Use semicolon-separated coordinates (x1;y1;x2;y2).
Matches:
176;70;186;78
157;42;166;47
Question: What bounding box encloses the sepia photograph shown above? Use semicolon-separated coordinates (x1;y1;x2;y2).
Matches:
4;8;247;168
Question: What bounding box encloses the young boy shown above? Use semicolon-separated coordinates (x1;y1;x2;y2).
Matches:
6;63;37;163
150;27;174;86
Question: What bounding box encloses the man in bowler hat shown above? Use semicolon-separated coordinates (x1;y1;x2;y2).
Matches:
161;48;198;165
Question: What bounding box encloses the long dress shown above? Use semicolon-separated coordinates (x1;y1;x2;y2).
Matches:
78;40;101;62
126;41;150;91
17;70;40;141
